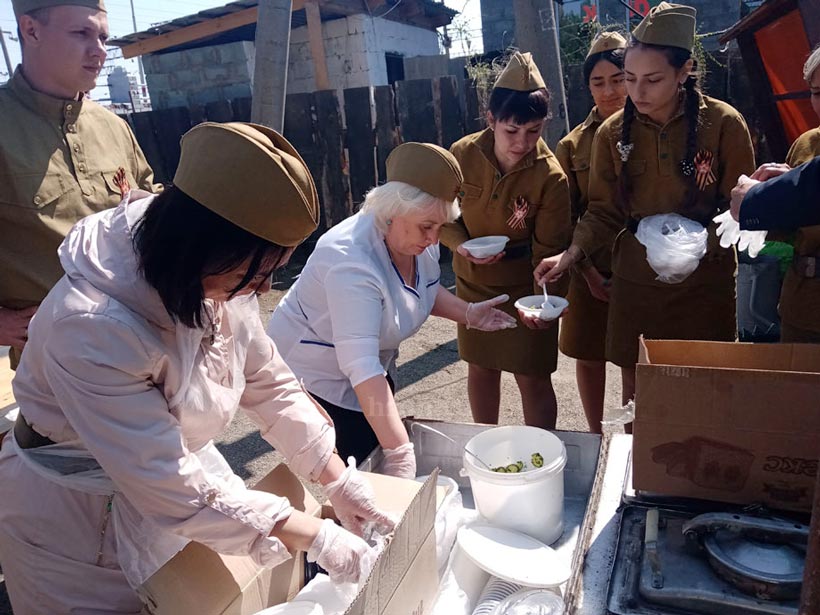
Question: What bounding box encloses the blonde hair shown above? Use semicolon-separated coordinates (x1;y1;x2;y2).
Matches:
359;181;460;234
804;44;820;83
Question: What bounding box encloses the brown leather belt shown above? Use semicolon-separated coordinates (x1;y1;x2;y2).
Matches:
13;414;56;449
794;256;820;278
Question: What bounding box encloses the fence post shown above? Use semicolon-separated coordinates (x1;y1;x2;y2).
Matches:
344;86;377;207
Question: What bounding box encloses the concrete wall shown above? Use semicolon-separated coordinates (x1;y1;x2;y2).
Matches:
480;0;516;55
142;16;441;109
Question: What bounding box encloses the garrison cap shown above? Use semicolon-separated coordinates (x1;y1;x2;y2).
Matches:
13;0;106;19
174;122;319;247
386;142;463;202
494;51;547;92
632;2;697;52
587;31;627;58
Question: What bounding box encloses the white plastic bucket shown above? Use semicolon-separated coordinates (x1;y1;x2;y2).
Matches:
462;426;566;545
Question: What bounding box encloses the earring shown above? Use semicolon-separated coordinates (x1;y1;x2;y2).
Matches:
386;219;392;226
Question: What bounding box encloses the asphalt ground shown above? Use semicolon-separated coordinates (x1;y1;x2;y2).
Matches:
0;258;624;613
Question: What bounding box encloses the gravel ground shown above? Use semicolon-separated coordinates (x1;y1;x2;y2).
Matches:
0;258;625;613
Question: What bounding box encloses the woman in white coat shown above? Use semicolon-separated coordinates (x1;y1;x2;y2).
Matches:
267;143;517;478
0;123;393;614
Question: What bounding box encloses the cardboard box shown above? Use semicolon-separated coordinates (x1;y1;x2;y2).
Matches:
138;465;440;615
633;338;820;512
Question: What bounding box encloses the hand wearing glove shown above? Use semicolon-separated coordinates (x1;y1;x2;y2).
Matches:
308;518;375;584
325;459;397;537
465;295;517;331
714;210;741;249
381;442;417;479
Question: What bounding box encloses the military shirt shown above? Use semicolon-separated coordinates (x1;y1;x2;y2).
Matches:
440;128;572;288
0;68;156;311
555;107;612;273
574;94;755;288
779;127;820;331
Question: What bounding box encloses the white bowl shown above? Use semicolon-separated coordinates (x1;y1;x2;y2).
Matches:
461;235;509;258
514;295;569;321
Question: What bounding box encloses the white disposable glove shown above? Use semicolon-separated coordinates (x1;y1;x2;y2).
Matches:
714;210;740;249
381;442;417;479
325;459;397;537
307;518;374;584
465;294;517;331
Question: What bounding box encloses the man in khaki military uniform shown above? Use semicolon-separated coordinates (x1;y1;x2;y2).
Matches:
0;0;157;367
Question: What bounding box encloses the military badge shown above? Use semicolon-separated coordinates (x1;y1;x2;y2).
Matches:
113;167;131;197
506;196;530;230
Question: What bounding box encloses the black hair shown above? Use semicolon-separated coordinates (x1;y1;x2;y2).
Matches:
488;87;551;124
583;48;625;85
133;186;293;328
618;40;701;219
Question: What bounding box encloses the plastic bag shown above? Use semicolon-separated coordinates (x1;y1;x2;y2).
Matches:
713;210;767;258
634;214;708;284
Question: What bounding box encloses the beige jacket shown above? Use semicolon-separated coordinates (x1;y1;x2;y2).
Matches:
13;192;335;580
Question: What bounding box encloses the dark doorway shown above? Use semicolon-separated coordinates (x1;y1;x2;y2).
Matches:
385;53;405;85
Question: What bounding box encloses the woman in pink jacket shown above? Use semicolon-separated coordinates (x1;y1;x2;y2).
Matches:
0;123;393;614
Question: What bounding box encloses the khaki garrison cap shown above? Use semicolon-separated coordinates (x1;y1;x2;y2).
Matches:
13;0;105;18
386;142;463;202
587;31;627;58
494;51;547;92
632;2;697;52
174;123;319;247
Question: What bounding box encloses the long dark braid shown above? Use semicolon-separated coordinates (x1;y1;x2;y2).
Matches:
616;97;637;219
680;73;703;217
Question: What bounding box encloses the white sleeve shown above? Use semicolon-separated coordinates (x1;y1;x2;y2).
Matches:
42;313;294;569
324;262;386;387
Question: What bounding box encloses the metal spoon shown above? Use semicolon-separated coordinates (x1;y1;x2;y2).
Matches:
410;422;494;471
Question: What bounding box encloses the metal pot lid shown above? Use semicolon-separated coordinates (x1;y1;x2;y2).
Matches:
703;529;805;585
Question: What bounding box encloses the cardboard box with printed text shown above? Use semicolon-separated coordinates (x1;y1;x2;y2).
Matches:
633;338;820;512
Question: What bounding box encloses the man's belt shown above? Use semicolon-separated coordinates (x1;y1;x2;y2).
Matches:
13;414;56;449
794;256;820;278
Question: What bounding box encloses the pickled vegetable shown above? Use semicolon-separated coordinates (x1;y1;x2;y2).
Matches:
531;452;544;468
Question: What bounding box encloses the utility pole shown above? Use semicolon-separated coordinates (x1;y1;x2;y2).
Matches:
512;0;570;148
0;30;13;78
251;0;293;132
128;0;145;86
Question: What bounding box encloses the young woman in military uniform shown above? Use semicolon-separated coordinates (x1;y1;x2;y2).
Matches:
778;45;820;342
537;2;755;403
555;32;627;433
440;52;571;429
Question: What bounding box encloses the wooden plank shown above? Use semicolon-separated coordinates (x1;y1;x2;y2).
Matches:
436;75;463;149
283;92;325;234
395;79;437;144
131;111;168;183
232;96;253;122
305;1;331;91
120;7;259;59
314;90;352;228
204;99;234;122
373;85;399;183
464;79;483;134
344;86;376;207
151;107;192;182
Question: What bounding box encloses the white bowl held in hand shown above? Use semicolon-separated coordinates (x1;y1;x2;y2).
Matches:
514;295;569;321
461;235;509;258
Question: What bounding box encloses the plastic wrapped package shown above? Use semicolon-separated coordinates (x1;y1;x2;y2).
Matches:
634;214;708;284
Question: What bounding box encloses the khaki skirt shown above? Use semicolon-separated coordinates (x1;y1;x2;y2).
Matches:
606;275;736;368
456;276;558;376
559;269;609;362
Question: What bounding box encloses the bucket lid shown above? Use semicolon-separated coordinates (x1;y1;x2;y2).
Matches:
457;524;571;588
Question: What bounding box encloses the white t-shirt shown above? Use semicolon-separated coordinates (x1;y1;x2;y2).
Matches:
268;211;442;410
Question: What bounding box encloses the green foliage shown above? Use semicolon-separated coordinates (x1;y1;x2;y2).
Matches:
559;13;598;67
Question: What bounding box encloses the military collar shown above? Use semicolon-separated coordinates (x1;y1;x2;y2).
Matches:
633;90;707;128
9;66;85;122
475;126;549;174
581;107;603;130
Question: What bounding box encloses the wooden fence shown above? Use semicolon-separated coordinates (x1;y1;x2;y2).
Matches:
124;76;484;234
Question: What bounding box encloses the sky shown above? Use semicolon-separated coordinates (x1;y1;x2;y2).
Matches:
0;0;483;93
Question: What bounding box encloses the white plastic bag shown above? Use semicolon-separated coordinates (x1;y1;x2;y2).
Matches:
634;214;708;284
713;210;767;258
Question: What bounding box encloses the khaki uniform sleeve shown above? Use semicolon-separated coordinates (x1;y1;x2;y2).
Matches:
532;163;572;294
716;112;755;211
440;140;471;249
555;138;581;222
573;125;624;259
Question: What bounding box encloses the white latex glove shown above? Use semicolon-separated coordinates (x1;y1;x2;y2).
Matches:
381;442;417;479
465;294;517;331
325;458;397;537
307;518;374;584
743;230;767;258
714;210;740;249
